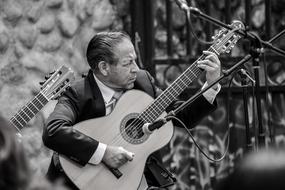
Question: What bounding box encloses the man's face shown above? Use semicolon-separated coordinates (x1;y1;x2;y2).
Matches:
105;38;139;90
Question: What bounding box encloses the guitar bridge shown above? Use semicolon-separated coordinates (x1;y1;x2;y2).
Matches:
103;162;123;179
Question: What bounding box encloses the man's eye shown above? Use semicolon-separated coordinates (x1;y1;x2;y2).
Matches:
124;62;132;66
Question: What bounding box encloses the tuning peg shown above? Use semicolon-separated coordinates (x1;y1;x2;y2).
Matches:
45;71;56;80
39;81;46;89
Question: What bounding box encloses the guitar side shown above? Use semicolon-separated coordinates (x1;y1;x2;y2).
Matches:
59;90;174;190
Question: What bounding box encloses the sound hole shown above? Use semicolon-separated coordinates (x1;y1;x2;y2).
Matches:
120;113;149;144
125;118;144;139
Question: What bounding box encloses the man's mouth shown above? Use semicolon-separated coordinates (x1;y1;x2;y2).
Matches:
129;77;136;82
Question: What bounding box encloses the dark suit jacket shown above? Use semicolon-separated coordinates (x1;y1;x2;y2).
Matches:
43;69;217;189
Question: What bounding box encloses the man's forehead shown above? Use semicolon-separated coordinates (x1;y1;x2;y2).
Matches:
125;52;137;59
114;40;137;58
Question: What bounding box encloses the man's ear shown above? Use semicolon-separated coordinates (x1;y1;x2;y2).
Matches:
98;61;110;76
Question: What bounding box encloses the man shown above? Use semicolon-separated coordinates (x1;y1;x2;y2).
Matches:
42;31;221;189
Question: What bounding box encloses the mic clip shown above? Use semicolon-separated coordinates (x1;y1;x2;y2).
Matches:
142;118;168;135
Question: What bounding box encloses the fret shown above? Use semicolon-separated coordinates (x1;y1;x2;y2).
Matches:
159;94;172;107
144;104;160;120
163;93;172;103
8;65;75;131
13;114;26;127
168;86;180;97
18;109;31;122
178;78;188;88
10;117;24;129
165;89;177;102
35;96;45;106
38;92;49;105
147;104;160;118
23;106;35;118
31;98;43;111
153;101;165;113
137;21;242;122
140;51;209;122
188;68;198;78
28;102;39;114
174;81;184;91
181;74;192;85
209;46;218;55
26;93;47;114
10;92;49;130
16;112;27;123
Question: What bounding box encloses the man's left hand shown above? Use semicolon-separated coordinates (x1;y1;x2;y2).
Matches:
197;50;221;90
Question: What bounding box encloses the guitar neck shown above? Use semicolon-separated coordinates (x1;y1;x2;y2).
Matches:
10;92;49;131
140;47;217;122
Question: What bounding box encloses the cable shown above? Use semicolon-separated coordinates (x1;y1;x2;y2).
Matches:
186;9;215;45
166;115;230;163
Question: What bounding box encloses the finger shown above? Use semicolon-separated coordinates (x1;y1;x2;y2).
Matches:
203;51;219;63
203;50;217;57
123;150;135;161
197;60;218;68
198;64;217;72
205;55;219;65
119;147;135;161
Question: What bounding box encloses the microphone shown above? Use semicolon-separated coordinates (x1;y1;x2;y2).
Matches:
142;118;168;135
173;0;189;11
240;69;256;85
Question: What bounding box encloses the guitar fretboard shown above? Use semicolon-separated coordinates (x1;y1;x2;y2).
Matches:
139;46;217;123
10;92;48;131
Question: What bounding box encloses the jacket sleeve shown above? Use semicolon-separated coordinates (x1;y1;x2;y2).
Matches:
42;86;98;166
172;96;217;129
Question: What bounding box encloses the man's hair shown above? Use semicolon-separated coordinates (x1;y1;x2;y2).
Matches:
86;31;131;71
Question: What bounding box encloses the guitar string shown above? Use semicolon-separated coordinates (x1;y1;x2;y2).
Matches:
114;30;236;141
10;68;74;131
109;61;203;144
109;59;205;145
10;78;55;129
10;92;46;129
110;40;223;145
109;28;238;146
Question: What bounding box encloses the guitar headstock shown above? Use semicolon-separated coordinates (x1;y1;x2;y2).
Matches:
211;20;245;54
41;65;75;100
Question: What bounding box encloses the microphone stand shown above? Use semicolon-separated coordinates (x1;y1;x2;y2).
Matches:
179;5;285;149
148;54;252;131
249;34;265;147
166;54;252;119
185;7;285;57
238;69;254;153
150;28;285;147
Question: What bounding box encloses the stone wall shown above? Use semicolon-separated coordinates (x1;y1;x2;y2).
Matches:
0;0;129;176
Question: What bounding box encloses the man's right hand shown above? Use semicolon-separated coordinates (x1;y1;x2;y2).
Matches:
102;146;134;168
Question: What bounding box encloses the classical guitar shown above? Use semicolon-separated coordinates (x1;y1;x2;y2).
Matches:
10;65;75;132
59;21;244;190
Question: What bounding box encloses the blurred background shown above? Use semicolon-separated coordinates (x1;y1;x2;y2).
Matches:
0;0;284;189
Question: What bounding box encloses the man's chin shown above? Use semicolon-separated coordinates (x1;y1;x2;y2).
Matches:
126;83;134;89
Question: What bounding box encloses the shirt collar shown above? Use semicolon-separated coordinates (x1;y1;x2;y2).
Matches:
93;73;121;103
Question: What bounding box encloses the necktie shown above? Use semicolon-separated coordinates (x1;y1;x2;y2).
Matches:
105;92;122;115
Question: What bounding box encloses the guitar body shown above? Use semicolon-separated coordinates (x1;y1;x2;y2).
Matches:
59;90;174;190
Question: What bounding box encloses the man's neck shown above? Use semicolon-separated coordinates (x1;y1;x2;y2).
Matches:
94;73;123;92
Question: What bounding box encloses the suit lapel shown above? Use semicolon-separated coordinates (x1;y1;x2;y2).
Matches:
134;70;155;98
86;70;106;117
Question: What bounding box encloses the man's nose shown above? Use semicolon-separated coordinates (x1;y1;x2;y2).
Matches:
131;62;139;73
